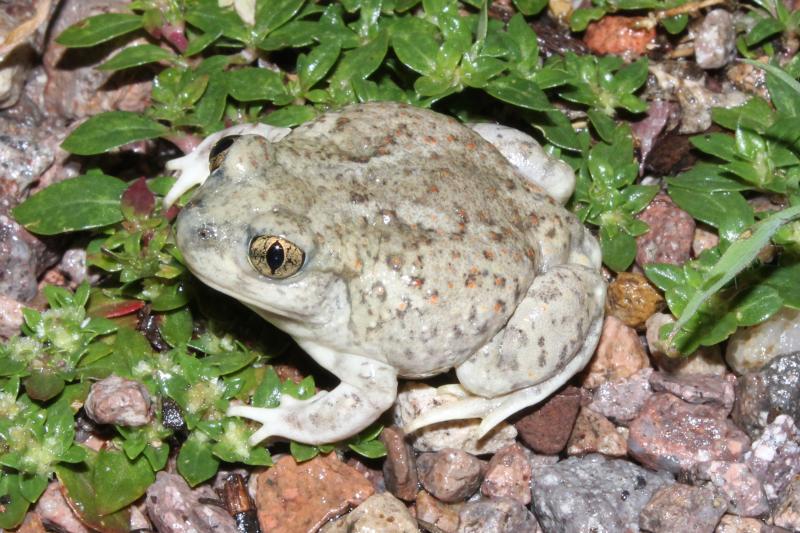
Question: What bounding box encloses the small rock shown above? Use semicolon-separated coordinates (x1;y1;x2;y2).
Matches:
0;213;59;302
457;497;541;533
649;372;735;414
417;448;484;503
532;454;674;533
567;406;627;457
394;382;517;454
145;472;236;533
84;375;153;427
15;512;46;533
744;415;800;506
581;316;649;389
690;461;769;517
589;368;654;425
583;16;655;58
415;490;461;533
253;454;374;533
726;61;769;99
694;9;736;69
693;225;720;257
514;386;581;454
319;493;418;532
732;352;800;439
480;443;531;505
726;308;800;374
0;293;24;339
380;426;418;501
605;272;664;330
631;101;675;171
716;514;786;532
645;131;697;176
647;313;728;375
628;393;750;474
773;477;800;531
346;457;385;494
35;481;90;533
639;483;727;533
636;193;696;267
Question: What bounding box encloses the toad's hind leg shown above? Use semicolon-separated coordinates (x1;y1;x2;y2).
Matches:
404;264;605;438
229;349;397;445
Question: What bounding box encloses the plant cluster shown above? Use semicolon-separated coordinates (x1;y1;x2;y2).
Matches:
1;0;800;528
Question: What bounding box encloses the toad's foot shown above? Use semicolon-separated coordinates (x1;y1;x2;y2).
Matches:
228;352;397;445
403;344;592;439
164;123;291;207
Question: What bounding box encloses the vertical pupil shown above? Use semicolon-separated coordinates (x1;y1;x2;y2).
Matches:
266;242;285;272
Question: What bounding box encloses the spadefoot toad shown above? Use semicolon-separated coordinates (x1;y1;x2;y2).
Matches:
172;102;605;445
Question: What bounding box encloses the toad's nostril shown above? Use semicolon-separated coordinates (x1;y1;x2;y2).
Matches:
196;223;217;240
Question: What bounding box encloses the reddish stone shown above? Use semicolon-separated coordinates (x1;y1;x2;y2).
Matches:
480;443;532;505
254;454;374;533
417;449;484;503
636;193;696;267
415;491;460;533
567;407;627;457
649;371;735;415
583;16;655;57
515;386;582;454
581;316;649;389
380;426;418;501
628;393;750;474
589;368;653;425
691;461;768;517
639;484;727;533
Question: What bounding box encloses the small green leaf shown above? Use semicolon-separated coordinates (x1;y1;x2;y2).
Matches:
160;308;193;347
298;41;342;91
24;371;66;402
12;173;127;235
177;435;219;486
19;473;48;504
348;438;387;458
56;454;131;531
600;226;637;272
93;449;155;515
569;7;606;31
661;14;688;34
252;366;283;408
290;441;320;462
264;106;318;127
512;0;547;15
98;44;174;71
0;473;29;528
62;112;168;155
733;285;783;326
226;68;287;102
392;30;440;77
56;13;143;48
485;75;551;111
745;16;785;46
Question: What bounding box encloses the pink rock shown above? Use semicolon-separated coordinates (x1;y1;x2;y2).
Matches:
417;449;484;503
0;293;24;339
146;472;236;533
774;477;800;531
589;368;654;425
628;393;750;474
744;415;800;505
34;482;90;533
480;443;532;505
636;193;695;267
649;372;735;415
567;407;628;457
691;461;768;517
414;490;460;533
581;316;649;389
253;454;374;533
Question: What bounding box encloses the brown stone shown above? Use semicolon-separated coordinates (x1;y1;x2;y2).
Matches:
480;443;532;504
605;272;664;330
16;513;46;533
581;316;649;389
415;490;460;533
628;393;750;474
583;16;655;57
253;454;374;533
639;484;727;533
417;448;483;503
566;407;627;457
380;426;418;501
515;386;582;454
649;371;735;415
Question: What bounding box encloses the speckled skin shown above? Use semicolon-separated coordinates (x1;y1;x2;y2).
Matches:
175;102;606;445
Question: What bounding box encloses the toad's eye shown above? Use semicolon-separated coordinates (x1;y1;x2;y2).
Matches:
209;135;240;172
248;235;305;279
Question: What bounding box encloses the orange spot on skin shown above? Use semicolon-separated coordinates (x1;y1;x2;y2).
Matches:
397;302;408;312
446;134;456;142
466;281;477;289
424;136;437;145
354;258;363;270
465;142;477;150
447;282;454;289
429;294;439;304
494;302;504;313
428;185;439;193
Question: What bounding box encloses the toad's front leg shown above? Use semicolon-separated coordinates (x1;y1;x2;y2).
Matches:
228;349;397;445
